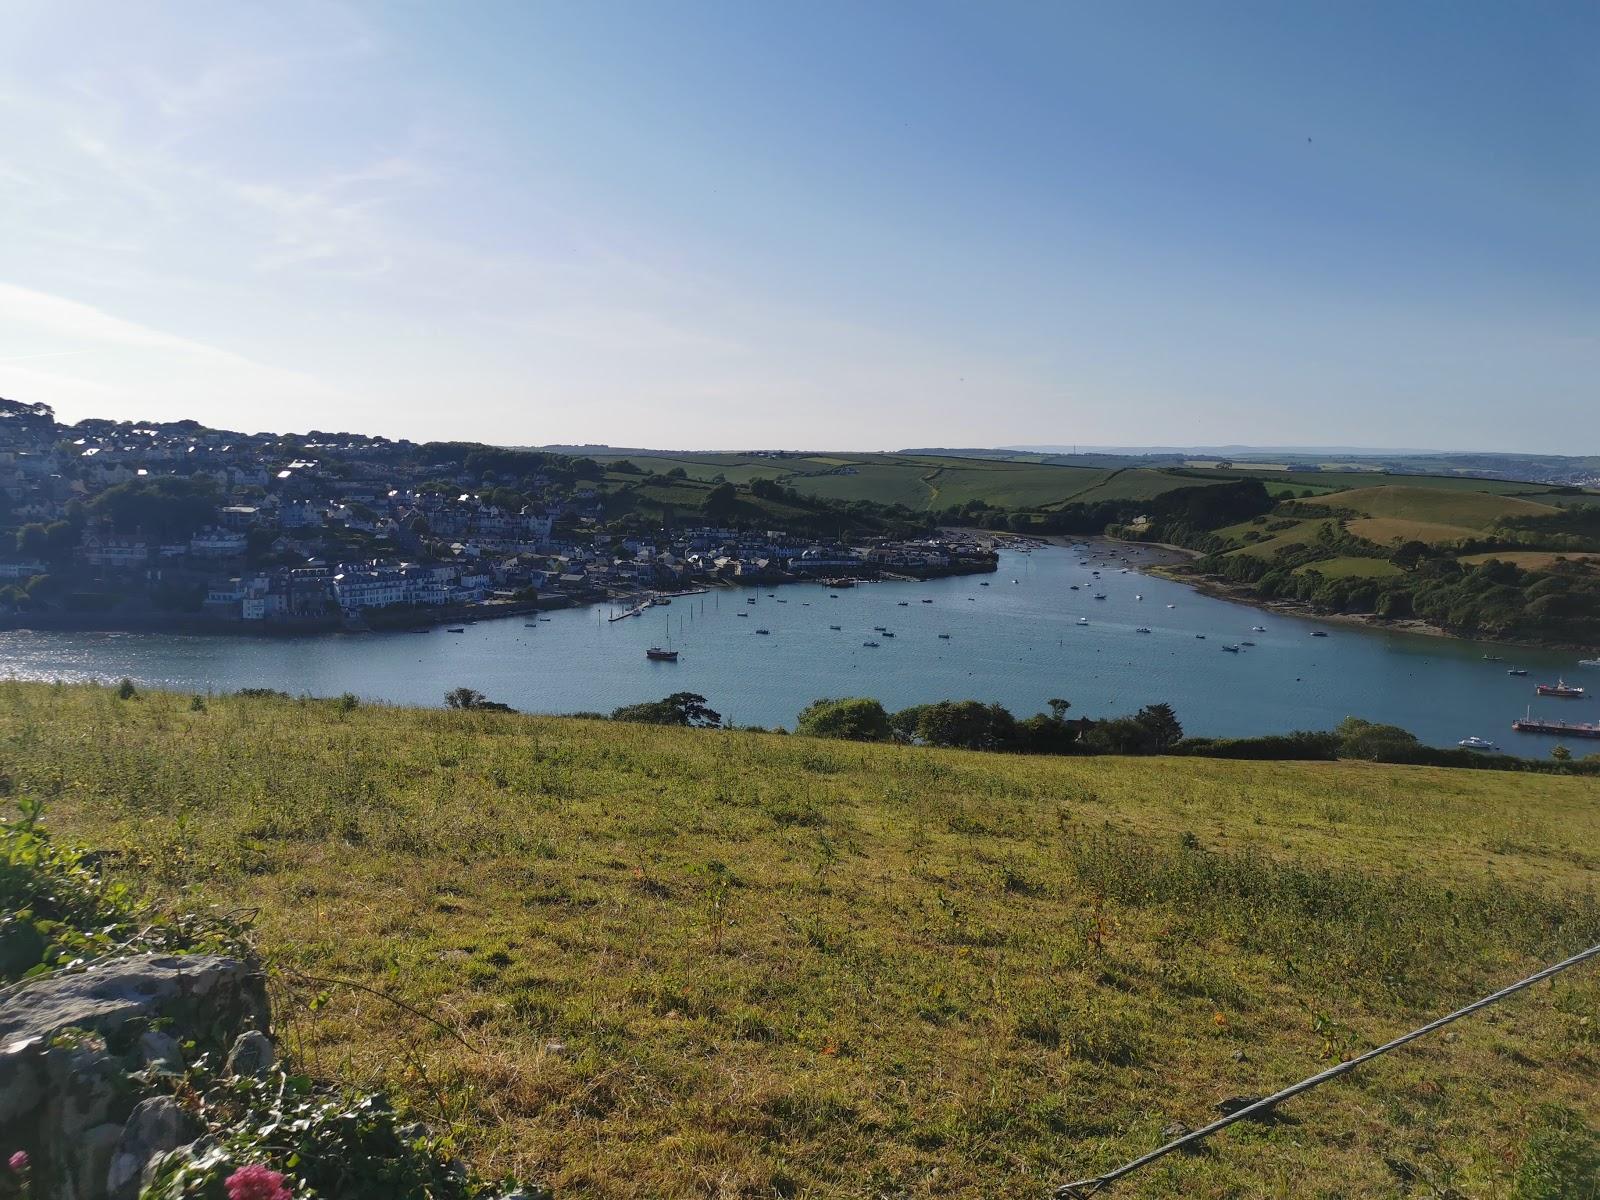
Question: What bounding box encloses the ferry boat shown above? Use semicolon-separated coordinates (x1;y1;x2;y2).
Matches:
1458;736;1497;751
645;647;679;662
1512;708;1600;739
1536;679;1585;698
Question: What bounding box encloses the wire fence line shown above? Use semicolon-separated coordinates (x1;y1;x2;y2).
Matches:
1053;939;1600;1199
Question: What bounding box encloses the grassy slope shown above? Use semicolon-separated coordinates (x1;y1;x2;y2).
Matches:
6;684;1599;1199
1318;486;1560;547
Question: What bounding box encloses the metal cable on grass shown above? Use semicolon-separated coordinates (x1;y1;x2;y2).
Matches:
1054;939;1600;1199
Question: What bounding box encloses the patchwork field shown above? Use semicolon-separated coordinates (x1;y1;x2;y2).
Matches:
8;683;1600;1200
1316;486;1560;546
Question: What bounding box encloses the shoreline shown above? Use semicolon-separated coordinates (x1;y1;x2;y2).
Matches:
1141;561;1596;653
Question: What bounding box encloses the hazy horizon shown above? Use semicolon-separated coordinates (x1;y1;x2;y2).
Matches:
3;1;1595;453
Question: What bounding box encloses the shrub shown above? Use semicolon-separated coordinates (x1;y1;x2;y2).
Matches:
796;697;892;742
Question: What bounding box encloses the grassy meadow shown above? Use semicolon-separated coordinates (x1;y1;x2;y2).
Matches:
5;682;1600;1199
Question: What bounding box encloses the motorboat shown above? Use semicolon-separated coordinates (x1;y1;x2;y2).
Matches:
645;647;679;661
1458;736;1497;751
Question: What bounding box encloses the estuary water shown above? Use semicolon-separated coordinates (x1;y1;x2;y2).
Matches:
0;545;1590;755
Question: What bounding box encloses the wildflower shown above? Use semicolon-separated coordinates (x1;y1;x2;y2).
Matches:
7;1151;28;1173
225;1164;291;1200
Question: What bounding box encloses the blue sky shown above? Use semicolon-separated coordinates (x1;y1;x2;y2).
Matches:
1;1;1594;451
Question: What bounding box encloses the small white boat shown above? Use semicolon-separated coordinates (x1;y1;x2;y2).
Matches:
1167;604;1177;609
1458;736;1497;751
1251;625;1266;633
1077;617;1089;625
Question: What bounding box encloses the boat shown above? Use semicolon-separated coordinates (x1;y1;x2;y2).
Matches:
1093;593;1107;600
1077;617;1089;626
1580;658;1600;667
882;631;895;638
1135;627;1151;634
1512;708;1600;739
980;582;990;587
1240;640;1256;647
755;628;770;635
1135;594;1142;600
922;599;933;604
645;647;679;662
446;627;466;633
938;633;951;639
829;624;841;630
862;640;880;648
897;601;909;607
1195;634;1206;640
1482;654;1502;662
736;612;748;618
524;623;539;628
1221;645;1240;653
829;594;839;598
1507;668;1527;676
1167;604;1176;609
1536;679;1585;698
1311;631;1328;638
1070;585;1079;590
1251;625;1266;632
1458;736;1497;751
746;597;756;604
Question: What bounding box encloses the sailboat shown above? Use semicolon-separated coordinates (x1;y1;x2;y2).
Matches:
647;614;679;661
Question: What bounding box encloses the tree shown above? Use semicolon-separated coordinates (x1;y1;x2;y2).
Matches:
1083;717;1157;755
1336;716;1421;761
666;466;688;479
703;481;737;519
88;476;219;541
1551;745;1572;763
796;697;892;742
1389;540;1431;570
1134;703;1184;751
1047;698;1072;720
444;687;516;712
611;692;722;727
891;700;1016;750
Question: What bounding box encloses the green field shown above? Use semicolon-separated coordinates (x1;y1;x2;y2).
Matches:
1313;486;1561;546
9;683;1600;1199
1290;556;1403;580
592;451;1598;522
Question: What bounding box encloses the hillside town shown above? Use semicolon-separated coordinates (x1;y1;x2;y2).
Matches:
0;399;997;632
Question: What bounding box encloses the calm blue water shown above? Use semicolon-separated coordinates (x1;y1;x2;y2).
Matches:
0;546;1591;755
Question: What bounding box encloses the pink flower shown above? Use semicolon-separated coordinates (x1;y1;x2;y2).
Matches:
224;1164;291;1200
6;1151;28;1173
